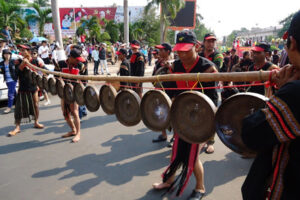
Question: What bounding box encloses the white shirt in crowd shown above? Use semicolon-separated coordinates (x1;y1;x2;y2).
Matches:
92;49;99;61
38;45;50;59
52;49;67;62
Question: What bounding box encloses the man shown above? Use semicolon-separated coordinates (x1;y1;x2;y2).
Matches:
116;48;130;89
153;31;218;200
60;48;83;143
199;33;223;154
247;43;279;96
229;48;239;72
38;40;50;64
130;40;145;98
272;49;280;65
241;10;300;199
99;43;110;75
8;44;44;136
147;47;153;66
1;26;12;44
151;43;172;143
199;33;224;72
65;37;73;56
92;45;100;75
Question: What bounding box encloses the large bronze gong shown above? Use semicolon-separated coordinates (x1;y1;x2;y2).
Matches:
63;83;75;104
99;85;117;115
215;92;268;155
83;85;100;112
170;91;216;144
115;89;141;126
31;71;38;86
48;77;57;95
42;76;49;92
140;90;172;131
36;74;43;89
74;82;85;106
56;79;65;99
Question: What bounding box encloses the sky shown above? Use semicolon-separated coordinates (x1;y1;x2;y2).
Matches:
58;0;300;38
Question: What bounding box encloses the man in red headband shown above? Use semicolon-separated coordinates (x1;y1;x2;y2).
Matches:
130;40;145;98
152;30;218;200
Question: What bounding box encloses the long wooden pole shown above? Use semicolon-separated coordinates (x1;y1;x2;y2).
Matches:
26;61;272;83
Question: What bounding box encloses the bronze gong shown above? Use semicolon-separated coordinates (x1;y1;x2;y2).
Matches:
74;82;85;106
42;76;49;92
83;85;100;112
63;83;75;104
170;91;217;144
140;90;172;131
48;77;57;95
115;89;141;126
36;74;44;89
56;79;65;99
99;85;117;115
215;92;268;155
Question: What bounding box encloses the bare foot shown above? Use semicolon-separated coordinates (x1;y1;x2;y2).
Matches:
72;134;80;143
62;131;76;138
205;144;214;154
34;123;44;129
8;128;20;137
152;182;171;190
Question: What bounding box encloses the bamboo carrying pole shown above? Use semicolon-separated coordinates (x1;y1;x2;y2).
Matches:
25;61;272;83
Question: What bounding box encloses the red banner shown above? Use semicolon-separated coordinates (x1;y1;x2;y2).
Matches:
59;7;117;30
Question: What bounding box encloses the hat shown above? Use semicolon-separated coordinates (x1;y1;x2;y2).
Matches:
102;43;107;47
152;49;159;55
18;44;31;50
131;40;140;49
204;33;217;41
283;10;300;42
155;43;172;52
116;48;127;55
251;42;270;52
173;30;197;52
2;49;11;55
231;48;236;52
70;49;86;62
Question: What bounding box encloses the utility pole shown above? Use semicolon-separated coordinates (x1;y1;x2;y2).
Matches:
51;0;63;49
124;0;129;46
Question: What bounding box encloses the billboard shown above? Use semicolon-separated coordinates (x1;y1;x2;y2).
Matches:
168;0;197;30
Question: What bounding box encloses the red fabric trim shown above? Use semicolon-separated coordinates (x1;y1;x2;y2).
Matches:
267;102;295;139
268;144;284;199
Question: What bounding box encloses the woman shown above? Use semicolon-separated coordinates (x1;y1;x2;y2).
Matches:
0;49;17;114
8;45;44;136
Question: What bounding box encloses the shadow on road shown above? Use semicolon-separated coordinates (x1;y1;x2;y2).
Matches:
32;130;170;196
0;137;70;155
203;151;252;195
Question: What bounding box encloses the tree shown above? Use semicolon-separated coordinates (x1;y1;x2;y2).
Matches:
145;0;185;43
4;0;28;4
0;0;27;38
102;19;120;43
34;0;50;7
25;3;52;36
278;10;299;38
76;16;101;43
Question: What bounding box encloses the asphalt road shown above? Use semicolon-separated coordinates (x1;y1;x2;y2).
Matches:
0;63;253;200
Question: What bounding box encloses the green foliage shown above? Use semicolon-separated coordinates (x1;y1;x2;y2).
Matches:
194;21;213;42
76;16;101;43
33;0;50;7
4;0;28;4
226;30;238;47
145;0;186;42
278;10;299;38
20;27;33;39
100;32;111;42
25;3;52;36
102;19;120;43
